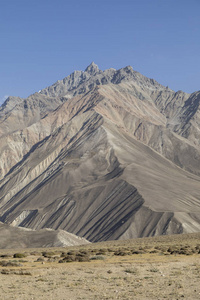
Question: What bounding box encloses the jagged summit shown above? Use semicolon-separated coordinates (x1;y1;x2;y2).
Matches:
31;63;169;99
84;62;100;75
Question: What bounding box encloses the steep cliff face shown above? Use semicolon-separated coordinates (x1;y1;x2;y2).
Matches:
0;63;200;242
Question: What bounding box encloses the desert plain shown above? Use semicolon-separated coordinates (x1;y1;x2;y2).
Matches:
0;233;200;300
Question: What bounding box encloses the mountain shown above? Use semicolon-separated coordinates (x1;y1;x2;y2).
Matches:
0;222;89;249
0;62;200;242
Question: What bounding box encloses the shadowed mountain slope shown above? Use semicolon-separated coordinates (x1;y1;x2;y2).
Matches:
0;63;200;242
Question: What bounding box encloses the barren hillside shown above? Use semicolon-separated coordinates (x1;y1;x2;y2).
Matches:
0;63;200;242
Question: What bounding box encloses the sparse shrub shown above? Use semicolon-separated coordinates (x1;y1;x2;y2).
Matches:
96;249;106;255
154;246;160;250
90;249;97;253
76;250;90;257
90;255;105;261
191;248;196;253
185;251;193;256
76;252;86;258
150;249;159;253
36;257;45;262
36;277;47;282
13;253;27;258
42;251;56;258
66;250;77;256
76;251;90;262
178;249;189;255
47;256;59;262
131;250;143;254
76;256;90;262
18;259;27;263
0;261;22;267
107;248;115;253
61;255;76;262
168;280;173;286
30;251;40;256
125;268;138;274
1;269;10;274
59;251;90;263
143;245;151;250
114;250;128;256
149;267;159;273
0;254;12;258
139;247;145;251
154;246;167;252
195;245;200;251
167;246;181;254
15;270;32;276
80;250;89;255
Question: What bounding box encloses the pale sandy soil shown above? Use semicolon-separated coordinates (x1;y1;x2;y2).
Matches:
1;233;200;299
0;252;200;299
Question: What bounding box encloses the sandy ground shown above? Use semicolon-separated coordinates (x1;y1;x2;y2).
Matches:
0;251;200;300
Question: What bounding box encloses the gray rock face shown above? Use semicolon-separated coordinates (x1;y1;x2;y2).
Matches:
85;62;100;75
0;63;200;243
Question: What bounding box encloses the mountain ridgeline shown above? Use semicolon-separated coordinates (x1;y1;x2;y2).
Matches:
0;62;200;242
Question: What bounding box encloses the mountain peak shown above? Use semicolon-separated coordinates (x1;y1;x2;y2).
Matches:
85;62;99;75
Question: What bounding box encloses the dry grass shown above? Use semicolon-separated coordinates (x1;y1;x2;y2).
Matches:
0;232;200;299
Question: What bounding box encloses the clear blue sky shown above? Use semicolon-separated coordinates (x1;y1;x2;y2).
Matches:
1;0;200;104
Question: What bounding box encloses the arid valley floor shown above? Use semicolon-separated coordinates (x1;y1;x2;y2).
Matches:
0;233;200;299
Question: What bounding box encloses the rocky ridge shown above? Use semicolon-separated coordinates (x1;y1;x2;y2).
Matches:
0;222;89;249
0;63;200;243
